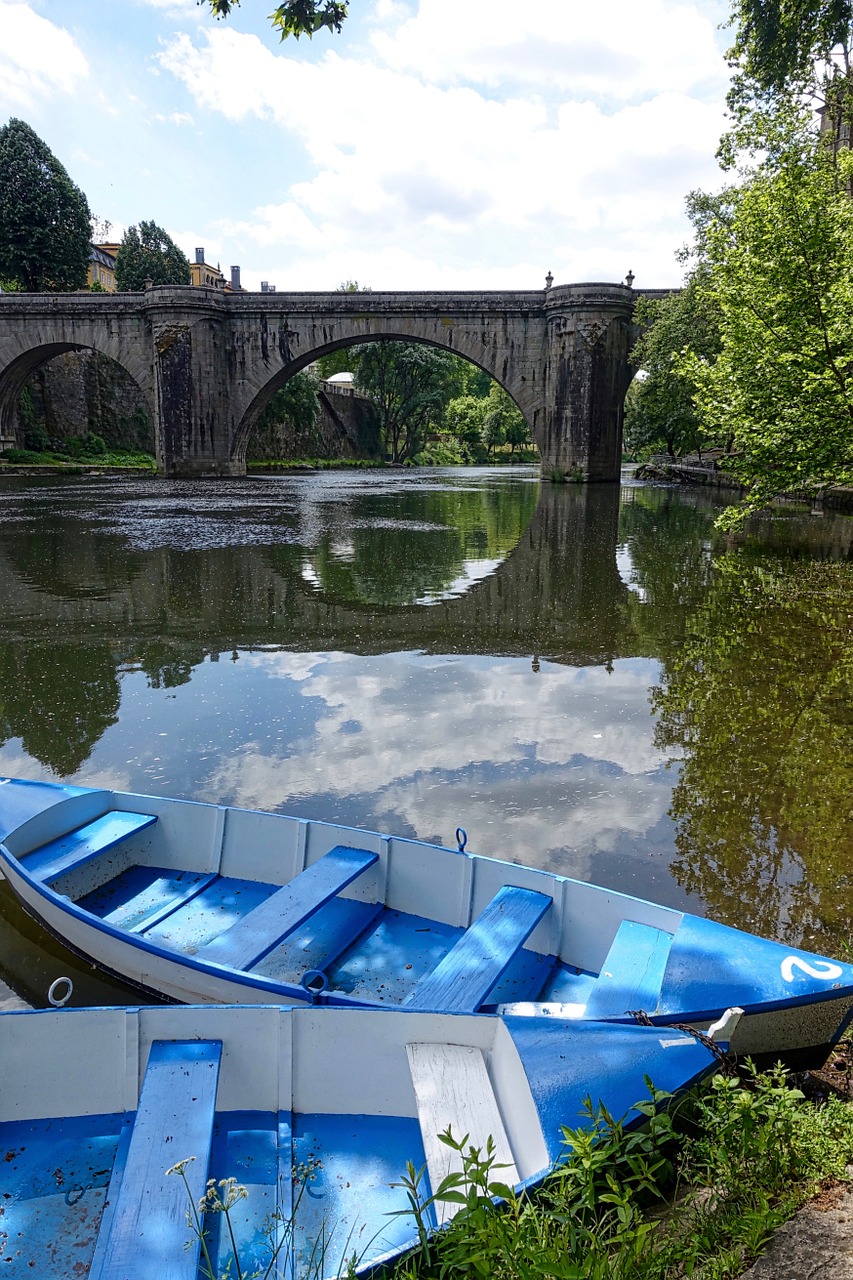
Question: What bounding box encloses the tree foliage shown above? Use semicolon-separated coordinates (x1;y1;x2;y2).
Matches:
115;221;191;291
203;0;348;38
351;341;464;463
727;0;853;99
0;118;91;292
682;103;853;525
625;281;721;461
255;370;319;436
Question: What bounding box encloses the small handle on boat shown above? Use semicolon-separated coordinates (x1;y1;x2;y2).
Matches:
456;827;468;853
301;970;328;1003
48;976;73;1007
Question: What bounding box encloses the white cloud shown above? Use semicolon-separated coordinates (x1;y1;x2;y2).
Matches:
154;110;194;125
158;21;727;287
0;1;89;112
370;0;727;99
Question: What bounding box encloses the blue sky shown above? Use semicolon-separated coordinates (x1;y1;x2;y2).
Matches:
1;0;732;290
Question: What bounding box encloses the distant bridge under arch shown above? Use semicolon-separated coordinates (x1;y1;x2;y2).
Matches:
0;282;670;479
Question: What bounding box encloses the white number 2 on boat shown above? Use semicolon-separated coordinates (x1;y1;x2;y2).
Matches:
781;956;843;983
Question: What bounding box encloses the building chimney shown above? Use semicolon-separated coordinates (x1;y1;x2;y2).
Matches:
230;265;241;290
195;247;204;264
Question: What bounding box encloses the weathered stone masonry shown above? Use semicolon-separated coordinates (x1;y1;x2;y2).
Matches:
0;282;658;479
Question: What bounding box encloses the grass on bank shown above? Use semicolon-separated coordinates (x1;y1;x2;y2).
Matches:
169;1060;853;1280
0;435;155;470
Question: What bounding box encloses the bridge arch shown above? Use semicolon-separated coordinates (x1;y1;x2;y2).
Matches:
229;330;533;467
0;297;155;450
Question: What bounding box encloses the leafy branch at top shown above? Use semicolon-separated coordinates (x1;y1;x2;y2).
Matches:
202;0;348;39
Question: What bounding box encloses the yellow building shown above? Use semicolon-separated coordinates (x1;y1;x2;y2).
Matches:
88;243;118;292
190;247;227;289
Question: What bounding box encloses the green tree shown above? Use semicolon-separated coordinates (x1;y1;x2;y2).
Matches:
626;280;721;461
204;0;348;39
480;383;528;455
727;0;853;101
444;393;488;460
115;220;191;291
351;341;465;463
253;370;320;453
683;102;853;525
0;118;91;292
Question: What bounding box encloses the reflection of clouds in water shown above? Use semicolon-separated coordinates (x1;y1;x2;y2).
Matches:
0;747;136;797
206;651;672;868
240;650;664;779
415;557;504;603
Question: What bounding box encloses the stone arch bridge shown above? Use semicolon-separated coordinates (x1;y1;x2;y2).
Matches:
0;282;669;479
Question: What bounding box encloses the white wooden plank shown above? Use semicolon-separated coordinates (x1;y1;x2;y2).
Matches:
406;1041;519;1226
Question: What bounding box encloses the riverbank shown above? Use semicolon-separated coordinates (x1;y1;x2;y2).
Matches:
636;457;853;513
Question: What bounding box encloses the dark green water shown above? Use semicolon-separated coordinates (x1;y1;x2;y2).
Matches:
1;466;851;1006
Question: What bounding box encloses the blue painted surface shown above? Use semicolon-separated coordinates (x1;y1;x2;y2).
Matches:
660;914;853;1020
86;1114;136;1280
142;875;281;954
540;964;597;1005
77;865;216;931
292;1113;426;1276
0;776;88;842
92;1040;222;1280
204;1110;283;1278
584;922;674;1019
252;896;382;983
198;845;379;970
505;1016;718;1165
20;811;157;884
485;946;556;1005
0;1112;123;1276
407;886;553;1012
326;909;463;1003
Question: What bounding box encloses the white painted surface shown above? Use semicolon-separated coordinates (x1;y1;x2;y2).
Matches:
407;1040;519;1226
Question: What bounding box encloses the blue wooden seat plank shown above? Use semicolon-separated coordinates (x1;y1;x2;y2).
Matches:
584;920;674;1019
252;896;383;981
198;845;379;971
20;810;157;884
405;885;553;1013
90;1039;222;1280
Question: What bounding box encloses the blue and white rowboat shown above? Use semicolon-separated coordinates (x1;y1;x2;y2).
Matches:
0;776;850;1067
0;1003;722;1279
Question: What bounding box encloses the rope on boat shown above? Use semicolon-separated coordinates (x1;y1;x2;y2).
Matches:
628;1008;733;1072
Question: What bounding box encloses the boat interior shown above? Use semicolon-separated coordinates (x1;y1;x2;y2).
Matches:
2;787;684;1014
0;1005;549;1279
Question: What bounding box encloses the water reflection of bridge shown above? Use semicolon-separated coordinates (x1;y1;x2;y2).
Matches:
0;486;635;668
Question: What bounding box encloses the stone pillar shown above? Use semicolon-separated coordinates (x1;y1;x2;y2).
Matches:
144;287;243;478
540;283;634;482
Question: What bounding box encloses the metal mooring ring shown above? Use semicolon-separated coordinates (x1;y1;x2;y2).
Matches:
301;969;329;1002
456;827;468;853
48;976;73;1007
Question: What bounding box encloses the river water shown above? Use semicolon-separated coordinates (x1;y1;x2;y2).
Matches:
1;466;851;1006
